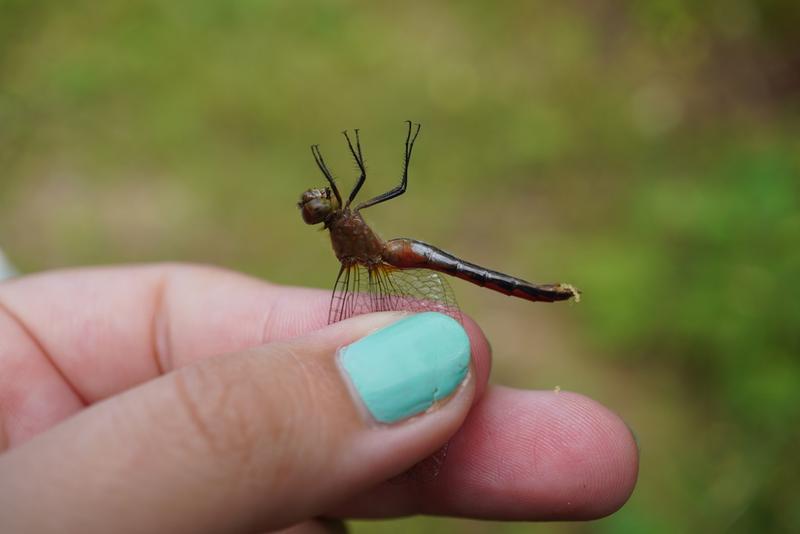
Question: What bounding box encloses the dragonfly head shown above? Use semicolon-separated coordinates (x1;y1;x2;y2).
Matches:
298;187;339;225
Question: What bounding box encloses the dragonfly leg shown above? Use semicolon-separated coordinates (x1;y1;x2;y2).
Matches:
343;129;366;207
356;121;421;211
311;144;342;206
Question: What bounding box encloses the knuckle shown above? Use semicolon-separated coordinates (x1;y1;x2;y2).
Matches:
166;348;327;478
170;361;262;469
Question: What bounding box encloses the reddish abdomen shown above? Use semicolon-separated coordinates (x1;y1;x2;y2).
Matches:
383;239;577;303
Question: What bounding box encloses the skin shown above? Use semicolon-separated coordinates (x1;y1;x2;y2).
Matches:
0;264;638;533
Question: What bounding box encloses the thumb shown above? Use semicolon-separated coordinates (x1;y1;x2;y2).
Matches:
0;312;474;533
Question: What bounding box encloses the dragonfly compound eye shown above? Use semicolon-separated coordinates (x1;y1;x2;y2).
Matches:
298;188;333;225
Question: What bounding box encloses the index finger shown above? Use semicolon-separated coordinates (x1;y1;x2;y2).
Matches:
0;264;492;445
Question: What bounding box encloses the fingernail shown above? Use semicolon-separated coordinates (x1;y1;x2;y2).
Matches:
339;312;471;424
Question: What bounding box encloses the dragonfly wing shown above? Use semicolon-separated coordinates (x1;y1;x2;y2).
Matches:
330;263;368;324
329;263;460;482
370;265;462;323
329;263;461;324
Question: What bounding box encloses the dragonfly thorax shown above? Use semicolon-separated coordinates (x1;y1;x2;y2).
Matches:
327;209;386;264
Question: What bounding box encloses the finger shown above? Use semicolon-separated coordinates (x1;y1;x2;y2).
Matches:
0;312;476;533
330;387;639;520
0;265;492;445
274;519;347;534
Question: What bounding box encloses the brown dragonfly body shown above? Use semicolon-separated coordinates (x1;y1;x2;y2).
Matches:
299;122;579;324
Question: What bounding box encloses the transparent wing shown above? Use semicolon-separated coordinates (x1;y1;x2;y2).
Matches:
329;262;462;325
329;262;460;482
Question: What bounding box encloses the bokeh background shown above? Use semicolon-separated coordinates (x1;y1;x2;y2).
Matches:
2;1;799;532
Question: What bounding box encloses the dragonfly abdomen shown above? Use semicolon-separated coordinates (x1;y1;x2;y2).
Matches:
383;239;579;303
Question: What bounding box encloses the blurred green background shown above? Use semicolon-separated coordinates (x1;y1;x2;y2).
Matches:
2;0;799;532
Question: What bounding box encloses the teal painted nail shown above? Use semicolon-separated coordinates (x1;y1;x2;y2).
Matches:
339;312;471;424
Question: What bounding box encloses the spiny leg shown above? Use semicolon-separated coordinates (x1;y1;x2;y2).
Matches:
343;129;366;208
311;144;342;206
356;121;421;211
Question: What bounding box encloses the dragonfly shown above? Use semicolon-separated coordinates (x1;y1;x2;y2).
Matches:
298;121;580;327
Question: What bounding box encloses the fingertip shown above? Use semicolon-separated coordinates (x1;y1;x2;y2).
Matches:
422;387;639;520
537;390;639;519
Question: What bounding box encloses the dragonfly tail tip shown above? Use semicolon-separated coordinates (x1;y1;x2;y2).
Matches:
563;284;581;303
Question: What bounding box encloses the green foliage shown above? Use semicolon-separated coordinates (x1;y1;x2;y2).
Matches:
578;136;800;531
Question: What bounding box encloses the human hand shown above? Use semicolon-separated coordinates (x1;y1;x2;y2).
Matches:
0;265;638;533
